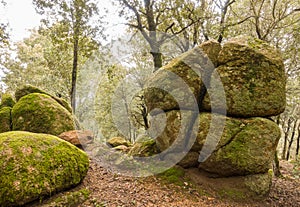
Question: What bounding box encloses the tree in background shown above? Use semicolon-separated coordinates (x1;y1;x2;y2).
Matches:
116;0;208;70
33;0;101;111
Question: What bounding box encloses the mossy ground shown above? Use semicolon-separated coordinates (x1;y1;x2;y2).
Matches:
0;131;89;206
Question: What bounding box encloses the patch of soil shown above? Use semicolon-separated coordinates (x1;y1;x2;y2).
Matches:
28;160;300;207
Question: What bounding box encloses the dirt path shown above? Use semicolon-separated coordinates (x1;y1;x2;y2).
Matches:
81;160;300;207
29;160;300;207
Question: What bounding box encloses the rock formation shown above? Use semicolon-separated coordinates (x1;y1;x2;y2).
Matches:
144;36;286;197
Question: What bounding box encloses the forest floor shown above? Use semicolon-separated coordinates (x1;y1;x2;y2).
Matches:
29;160;300;207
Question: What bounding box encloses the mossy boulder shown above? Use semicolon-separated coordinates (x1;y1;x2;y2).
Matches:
198;39;222;67
0;107;12;133
15;85;72;113
150;110;197;152
107;137;131;147
203;36;286;117
12;93;75;136
0;93;16;109
128;135;159;157
198;113;281;176
144;45;215;112
0;131;89;206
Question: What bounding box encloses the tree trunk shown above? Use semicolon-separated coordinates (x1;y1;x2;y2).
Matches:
281;118;292;159
273;151;282;177
296;124;300;160
286;119;297;160
71;37;79;112
151;51;163;71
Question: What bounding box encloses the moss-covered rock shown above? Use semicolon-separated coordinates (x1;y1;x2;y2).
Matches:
15;85;46;101
128;135;159;157
0;131;89;206
0;93;16;109
15;85;72;113
198;113;281;176
12;93;75;136
198;39;222;67
0;107;12;133
203;36;286;117
144;45;215;112
150;110;197;152
107;137;131;147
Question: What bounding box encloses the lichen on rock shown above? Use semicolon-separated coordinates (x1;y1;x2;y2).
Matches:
198;114;281;176
203;36;286;117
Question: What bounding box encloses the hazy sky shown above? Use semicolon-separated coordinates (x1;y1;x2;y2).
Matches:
3;0;40;42
2;0;125;42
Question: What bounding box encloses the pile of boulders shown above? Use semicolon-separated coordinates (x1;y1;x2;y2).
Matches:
0;86;90;206
144;36;286;197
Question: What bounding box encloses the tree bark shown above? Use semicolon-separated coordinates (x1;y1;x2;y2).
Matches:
281;117;292;159
151;51;163;71
273;150;282;177
71;36;79;112
286;119;297;160
296;124;300;160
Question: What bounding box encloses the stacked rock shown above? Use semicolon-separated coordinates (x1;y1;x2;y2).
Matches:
144;36;286;197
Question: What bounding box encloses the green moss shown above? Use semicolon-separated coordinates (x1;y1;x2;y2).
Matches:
12;93;75;136
158;166;185;186
0;106;12;133
0;131;89;206
15;85;72;113
218;188;246;200
0;93;16;109
128;136;159;157
41;188;90;207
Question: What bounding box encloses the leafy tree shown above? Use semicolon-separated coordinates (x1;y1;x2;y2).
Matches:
0;0;9;48
33;0;101;111
116;0;207;70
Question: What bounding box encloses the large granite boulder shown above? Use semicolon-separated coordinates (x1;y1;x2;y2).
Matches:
12;93;75;136
144;42;218;113
0;107;12;133
150;110;197;152
197;113;281;176
203;36;286;117
0;131;89;206
15;85;72;113
58;130;94;149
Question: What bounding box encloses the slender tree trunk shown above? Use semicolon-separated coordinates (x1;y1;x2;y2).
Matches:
71;37;79;112
286;120;297;160
273;151;282;177
282;118;292;159
296;123;300;160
